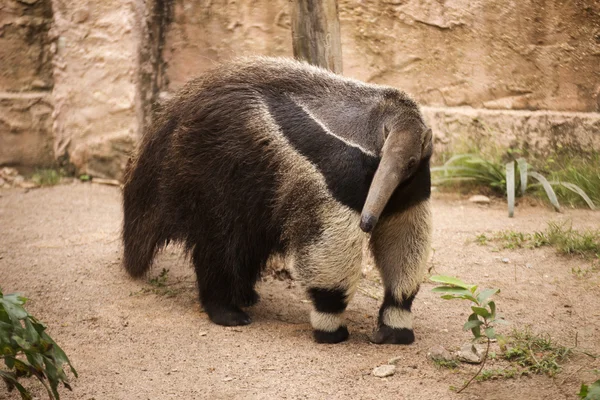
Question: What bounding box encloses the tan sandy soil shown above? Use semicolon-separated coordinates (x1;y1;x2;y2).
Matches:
1;183;599;399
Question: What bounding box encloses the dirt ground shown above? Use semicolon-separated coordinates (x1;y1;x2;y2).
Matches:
1;182;599;400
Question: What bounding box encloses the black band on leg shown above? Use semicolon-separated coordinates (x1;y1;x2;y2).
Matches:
307;287;348;314
313;326;349;344
372;289;419;345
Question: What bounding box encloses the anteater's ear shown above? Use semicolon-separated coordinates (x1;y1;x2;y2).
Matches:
422;128;433;159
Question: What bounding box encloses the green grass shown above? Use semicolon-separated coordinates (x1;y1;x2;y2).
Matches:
504;328;571;376
130;268;183;298
476;222;600;261
476;367;521;381
536;152;600;208
433;358;461;370
541;222;600;259
31;169;63;186
432;150;599;210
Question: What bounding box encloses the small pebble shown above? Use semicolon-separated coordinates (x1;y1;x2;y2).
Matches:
469;195;491;205
388;356;402;365
372;364;396;378
427;345;454;362
456;344;485;364
502;258;510;263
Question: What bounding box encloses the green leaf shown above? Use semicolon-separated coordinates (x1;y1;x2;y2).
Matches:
431;287;478;302
517;158;528;195
489;301;497;320
471;306;491;319
24;319;40;344
484;327;496;339
0;299;28;320
463;319;484;331
506;161;515;217
440;294;458;300
43;333;77;377
431;286;472;294
578;379;600;400
477;288;500;306
468;313;482;338
529;171;560;212
0;370;32;400
429;275;474;290
549;181;596;210
12;335;31;351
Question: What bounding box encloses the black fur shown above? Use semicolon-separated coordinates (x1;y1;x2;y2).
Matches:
314;326;349;344
307;287;348;314
371;325;415;345
264;95;380;212
378;289;417;317
384;157;431;216
371;289;418;344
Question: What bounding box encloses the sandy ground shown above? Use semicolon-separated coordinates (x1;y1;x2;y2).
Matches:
0;183;599;400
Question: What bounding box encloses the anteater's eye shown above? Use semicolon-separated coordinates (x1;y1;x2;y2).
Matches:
407;157;417;170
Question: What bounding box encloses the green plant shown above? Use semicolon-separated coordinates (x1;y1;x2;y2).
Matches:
0;289;77;399
430;275;504;393
504;328;570;376
433;358;461;370
432;154;596;216
31;169;63;186
578;379;600;400
538;152;600;209
475;223;600;262
149;268;169;287
476;367;520;381
130;269;183;298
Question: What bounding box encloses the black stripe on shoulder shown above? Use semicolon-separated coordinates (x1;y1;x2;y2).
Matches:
263;94;380;212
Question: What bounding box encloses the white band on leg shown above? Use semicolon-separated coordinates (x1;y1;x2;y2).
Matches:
382;307;412;329
310;310;343;332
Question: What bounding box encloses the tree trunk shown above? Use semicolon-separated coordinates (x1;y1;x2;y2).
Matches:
290;0;343;74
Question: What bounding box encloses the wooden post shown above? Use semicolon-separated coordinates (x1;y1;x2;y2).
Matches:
290;0;343;74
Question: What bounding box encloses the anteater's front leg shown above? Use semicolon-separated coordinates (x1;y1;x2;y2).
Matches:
369;200;432;344
295;214;363;344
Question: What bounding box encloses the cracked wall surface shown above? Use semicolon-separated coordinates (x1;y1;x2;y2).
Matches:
1;0;599;176
165;0;600;113
0;0;54;169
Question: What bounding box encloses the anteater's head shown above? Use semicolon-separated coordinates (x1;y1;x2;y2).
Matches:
360;98;432;233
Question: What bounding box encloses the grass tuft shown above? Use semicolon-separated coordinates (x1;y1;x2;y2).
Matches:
504;328;571;376
31;169;63;186
476;222;600;261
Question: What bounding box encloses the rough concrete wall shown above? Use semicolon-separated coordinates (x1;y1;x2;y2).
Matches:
161;0;599;162
164;0;292;90
164;0;600;113
341;0;600;113
0;0;54;168
49;0;139;179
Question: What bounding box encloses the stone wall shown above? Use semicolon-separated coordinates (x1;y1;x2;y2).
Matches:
0;0;54;170
1;0;599;177
49;0;140;179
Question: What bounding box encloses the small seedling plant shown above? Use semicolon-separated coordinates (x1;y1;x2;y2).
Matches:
579;379;600;400
430;275;504;393
0;289;77;399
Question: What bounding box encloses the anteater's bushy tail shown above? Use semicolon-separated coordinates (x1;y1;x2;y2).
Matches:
121;118;175;277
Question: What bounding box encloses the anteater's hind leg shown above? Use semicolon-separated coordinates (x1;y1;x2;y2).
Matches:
369;200;431;344
192;245;252;326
